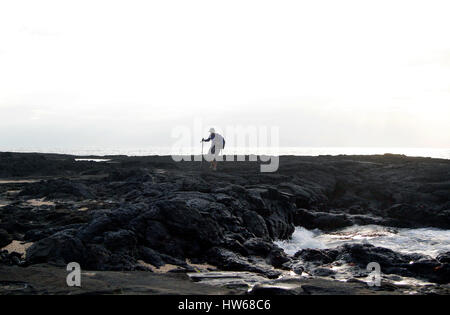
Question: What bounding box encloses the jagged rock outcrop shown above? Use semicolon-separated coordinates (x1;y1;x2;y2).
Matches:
0;153;448;286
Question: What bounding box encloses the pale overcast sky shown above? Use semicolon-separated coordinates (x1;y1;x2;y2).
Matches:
1;0;449;149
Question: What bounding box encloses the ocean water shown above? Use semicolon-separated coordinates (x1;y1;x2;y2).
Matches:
1;146;450;159
275;225;450;258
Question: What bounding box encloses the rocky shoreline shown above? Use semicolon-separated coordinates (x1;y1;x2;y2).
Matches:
0;152;449;294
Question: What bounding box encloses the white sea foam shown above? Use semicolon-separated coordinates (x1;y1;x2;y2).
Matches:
276;225;450;258
74;158;111;162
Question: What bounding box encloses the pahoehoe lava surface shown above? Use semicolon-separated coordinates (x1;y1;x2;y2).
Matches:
0;152;449;294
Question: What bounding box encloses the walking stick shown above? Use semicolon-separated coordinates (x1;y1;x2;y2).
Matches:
200;139;204;166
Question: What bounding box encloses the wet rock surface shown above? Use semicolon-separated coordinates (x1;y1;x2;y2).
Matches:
294;244;450;284
0;264;239;295
0;152;449;294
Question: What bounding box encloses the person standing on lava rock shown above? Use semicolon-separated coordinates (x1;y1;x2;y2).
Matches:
202;128;225;171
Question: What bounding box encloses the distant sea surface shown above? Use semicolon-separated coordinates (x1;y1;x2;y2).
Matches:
1;147;449;160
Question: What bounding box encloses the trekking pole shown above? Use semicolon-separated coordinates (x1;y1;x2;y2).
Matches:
200;139;204;166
